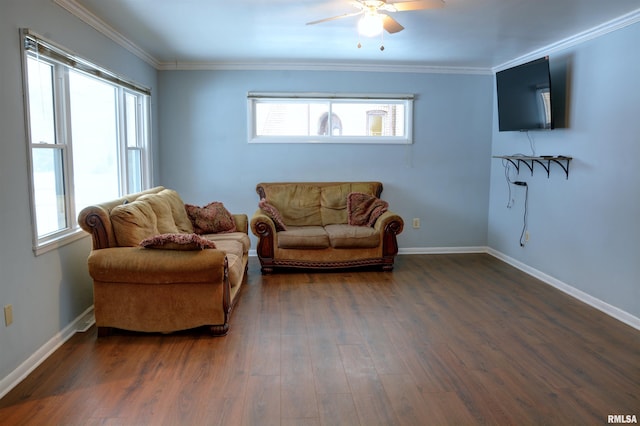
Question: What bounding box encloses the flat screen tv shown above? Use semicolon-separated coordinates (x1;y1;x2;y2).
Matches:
496;57;553;132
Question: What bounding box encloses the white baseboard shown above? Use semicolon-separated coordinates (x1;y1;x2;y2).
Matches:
486;248;640;331
0;306;95;400
398;247;639;330
399;246;488;255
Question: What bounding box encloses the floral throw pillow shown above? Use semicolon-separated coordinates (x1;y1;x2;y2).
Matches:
140;233;217;250
185;202;237;234
259;198;287;231
347;192;389;227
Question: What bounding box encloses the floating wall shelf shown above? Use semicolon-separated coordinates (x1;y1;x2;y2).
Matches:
493;155;573;179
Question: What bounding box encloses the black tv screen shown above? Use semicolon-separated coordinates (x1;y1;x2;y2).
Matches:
496;57;553;131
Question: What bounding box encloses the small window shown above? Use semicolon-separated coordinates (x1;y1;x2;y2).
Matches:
248;93;413;144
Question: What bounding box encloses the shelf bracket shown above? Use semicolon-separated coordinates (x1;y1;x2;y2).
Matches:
493;155;572;179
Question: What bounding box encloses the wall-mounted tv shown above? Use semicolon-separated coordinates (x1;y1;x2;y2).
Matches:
496;57;553;132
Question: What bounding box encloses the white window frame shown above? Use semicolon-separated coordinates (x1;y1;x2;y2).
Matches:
20;29;152;255
247;92;414;144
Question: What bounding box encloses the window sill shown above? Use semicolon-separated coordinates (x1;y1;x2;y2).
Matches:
249;137;413;144
33;229;89;256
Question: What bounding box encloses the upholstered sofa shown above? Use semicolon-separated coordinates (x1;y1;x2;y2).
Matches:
78;186;250;336
250;182;404;273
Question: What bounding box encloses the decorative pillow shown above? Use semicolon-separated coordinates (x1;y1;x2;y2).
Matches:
185;202;237;234
140;233;217;250
259;198;287;231
347;192;389;227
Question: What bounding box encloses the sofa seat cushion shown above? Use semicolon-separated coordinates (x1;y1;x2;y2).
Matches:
204;232;251;253
324;224;379;248
212;240;244;288
277;226;330;249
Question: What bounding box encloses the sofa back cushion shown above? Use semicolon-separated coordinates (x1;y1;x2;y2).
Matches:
260;183;323;226
138;194;180;234
110;200;159;246
320;182;381;225
157;189;194;233
257;182;383;227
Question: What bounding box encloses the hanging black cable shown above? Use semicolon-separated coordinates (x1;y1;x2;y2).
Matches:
513;181;529;246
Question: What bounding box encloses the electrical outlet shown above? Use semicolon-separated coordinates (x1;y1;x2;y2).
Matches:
4;305;13;327
525;231;530;242
412;218;420;229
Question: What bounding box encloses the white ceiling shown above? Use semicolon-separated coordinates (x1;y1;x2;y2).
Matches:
62;0;640;72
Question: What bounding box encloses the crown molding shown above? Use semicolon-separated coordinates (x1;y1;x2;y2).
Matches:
55;0;639;75
157;60;492;75
53;0;160;68
494;8;640;72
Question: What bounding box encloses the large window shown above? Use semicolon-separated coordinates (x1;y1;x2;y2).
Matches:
21;30;151;254
248;93;413;144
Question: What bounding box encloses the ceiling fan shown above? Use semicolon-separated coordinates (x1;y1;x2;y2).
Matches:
306;0;445;37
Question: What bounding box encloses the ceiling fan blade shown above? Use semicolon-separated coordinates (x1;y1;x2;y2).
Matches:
387;0;445;12
306;11;363;26
382;14;404;33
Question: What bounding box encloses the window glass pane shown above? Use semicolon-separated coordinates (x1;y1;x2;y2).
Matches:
68;70;120;212
125;92;138;147
26;57;56;145
127;148;142;193
332;103;405;137
32;148;66;237
255;102;328;136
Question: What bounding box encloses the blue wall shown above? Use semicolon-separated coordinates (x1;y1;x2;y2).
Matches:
488;22;640;319
0;0;158;392
158;70;494;250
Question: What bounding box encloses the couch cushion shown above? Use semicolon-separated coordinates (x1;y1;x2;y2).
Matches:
158;189;194;233
324;224;380;248
261;184;322;226
204;232;251;254
138;194;180;234
110;200;159;247
277;226;330;249
320;184;350;225
321;183;382;225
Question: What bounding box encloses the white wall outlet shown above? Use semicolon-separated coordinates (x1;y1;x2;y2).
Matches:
525;231;530;242
4;305;13;326
412;218;420;229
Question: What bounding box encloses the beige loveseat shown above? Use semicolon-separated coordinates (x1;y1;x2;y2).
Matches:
250;182;403;273
78;186;250;336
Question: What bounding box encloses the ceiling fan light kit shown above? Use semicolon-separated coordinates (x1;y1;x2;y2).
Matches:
358;12;384;37
307;0;444;49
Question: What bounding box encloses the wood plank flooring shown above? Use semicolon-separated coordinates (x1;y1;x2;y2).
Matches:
1;254;638;425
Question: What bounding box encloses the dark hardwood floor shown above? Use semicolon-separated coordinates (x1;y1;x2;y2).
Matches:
1;254;638;425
